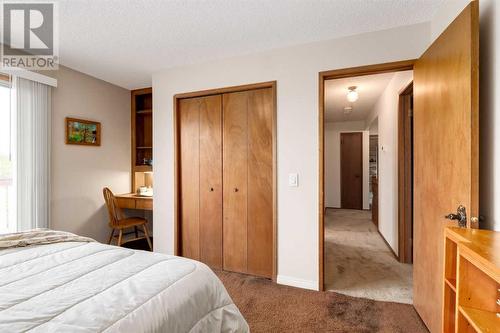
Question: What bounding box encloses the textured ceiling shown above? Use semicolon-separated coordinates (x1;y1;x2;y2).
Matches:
325;72;397;122
57;0;444;89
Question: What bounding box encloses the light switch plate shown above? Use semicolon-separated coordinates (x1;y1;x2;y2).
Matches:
288;173;299;187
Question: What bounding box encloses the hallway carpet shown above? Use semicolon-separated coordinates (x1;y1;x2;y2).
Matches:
325;209;413;303
216;270;427;333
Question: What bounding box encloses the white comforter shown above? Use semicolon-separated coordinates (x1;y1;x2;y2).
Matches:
0;241;249;332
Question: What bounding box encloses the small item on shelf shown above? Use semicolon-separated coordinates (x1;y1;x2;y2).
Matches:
137;186;153;197
142;158;153;166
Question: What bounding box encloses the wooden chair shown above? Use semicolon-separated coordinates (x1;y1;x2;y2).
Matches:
103;187;153;250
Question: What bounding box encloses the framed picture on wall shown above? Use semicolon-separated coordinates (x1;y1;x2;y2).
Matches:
65;117;101;146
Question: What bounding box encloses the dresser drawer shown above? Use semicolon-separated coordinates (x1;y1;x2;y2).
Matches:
116;197;136;209
136;199;153;210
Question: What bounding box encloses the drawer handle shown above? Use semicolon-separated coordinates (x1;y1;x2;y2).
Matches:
210;187;214;192
234;188;239;192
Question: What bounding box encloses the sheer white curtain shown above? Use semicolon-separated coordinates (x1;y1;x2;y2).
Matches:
15;77;51;230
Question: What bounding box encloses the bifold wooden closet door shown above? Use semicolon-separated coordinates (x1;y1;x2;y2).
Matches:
223;88;273;278
178;86;273;279
179;95;223;269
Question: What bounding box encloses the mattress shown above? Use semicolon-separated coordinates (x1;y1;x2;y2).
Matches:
0;241;249;332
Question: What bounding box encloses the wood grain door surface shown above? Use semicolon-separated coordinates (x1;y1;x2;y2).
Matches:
222;91;249;274
179;95;223;268
222;87;274;278
178;86;274;279
247;88;273;278
199;95;223;269
413;2;479;332
340;132;363;210
179;97;201;261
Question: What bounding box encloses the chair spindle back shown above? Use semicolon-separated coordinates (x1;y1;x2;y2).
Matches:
103;187;122;227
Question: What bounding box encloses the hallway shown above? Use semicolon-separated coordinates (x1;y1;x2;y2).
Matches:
325;209;413;304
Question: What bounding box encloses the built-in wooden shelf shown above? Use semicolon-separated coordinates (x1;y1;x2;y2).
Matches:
131;88;153;193
445;277;456;292
443;227;500;333
134;165;152;172
459;306;500;333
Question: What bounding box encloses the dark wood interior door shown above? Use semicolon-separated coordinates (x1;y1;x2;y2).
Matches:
340;132;363;210
398;85;414;264
413;2;478;332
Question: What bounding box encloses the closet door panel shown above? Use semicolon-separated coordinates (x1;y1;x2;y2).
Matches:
179;98;200;260
223;91;248;274
199;95;223;269
247;88;274;278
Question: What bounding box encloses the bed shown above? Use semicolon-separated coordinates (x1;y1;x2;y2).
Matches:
0;230;249;332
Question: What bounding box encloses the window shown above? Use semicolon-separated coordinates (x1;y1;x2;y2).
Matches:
0;79;15;234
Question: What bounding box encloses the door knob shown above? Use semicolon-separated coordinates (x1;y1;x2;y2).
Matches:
444;205;467;228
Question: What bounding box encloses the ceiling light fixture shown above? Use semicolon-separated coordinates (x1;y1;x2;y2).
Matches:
347;86;359;103
343;106;353;114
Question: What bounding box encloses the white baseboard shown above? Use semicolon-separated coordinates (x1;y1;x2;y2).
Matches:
277;275;318;291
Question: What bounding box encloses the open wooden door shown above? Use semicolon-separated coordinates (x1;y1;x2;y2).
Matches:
413;2;478;332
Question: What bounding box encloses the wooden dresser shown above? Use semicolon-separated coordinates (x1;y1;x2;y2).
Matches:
443;227;500;332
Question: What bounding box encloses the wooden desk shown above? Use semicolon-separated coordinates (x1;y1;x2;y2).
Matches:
115;193;153;211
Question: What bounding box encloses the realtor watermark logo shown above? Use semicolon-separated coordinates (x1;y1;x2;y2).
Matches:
1;1;59;70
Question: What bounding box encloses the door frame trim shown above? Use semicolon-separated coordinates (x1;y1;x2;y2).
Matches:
340;132;363;210
318;60;415;291
173;80;278;282
398;82;414;263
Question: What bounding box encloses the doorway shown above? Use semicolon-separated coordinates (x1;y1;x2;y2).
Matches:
319;60;416;302
319;3;478;330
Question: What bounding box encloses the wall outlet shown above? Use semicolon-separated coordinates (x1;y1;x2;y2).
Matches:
288;173;299;187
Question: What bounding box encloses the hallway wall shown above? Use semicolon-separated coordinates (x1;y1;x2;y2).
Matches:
365;71;413;254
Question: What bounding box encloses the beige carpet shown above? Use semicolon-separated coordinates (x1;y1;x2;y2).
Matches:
216;269;427;333
325;209;413;304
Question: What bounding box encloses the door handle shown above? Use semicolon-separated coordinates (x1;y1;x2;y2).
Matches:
444;205;467;228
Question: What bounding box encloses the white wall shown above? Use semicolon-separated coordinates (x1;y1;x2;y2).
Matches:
478;0;500;231
50;66;131;242
431;0;500;231
325;121;369;210
365;71;413;254
152;23;429;290
369;118;378;135
430;0;470;42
